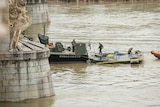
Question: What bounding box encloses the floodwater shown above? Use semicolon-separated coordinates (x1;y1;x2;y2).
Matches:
1;1;160;107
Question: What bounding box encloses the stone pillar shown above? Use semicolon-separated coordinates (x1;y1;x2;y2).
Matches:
0;40;55;102
0;0;10;52
26;3;50;24
0;0;55;102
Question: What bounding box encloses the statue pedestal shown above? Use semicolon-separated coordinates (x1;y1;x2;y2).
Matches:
0;39;55;102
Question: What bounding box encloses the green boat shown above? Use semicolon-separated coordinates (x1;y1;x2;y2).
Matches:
38;33;89;63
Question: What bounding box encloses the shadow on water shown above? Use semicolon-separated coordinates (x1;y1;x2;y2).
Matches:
50;63;89;73
0;97;55;107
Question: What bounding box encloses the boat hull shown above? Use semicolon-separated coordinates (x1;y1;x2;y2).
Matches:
88;53;143;65
49;54;88;63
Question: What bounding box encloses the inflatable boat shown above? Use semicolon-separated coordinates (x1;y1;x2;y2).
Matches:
151;50;160;59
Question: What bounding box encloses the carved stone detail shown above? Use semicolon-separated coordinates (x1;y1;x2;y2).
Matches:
9;0;32;49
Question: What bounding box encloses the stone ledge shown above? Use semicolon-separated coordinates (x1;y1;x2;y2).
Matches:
0;39;50;61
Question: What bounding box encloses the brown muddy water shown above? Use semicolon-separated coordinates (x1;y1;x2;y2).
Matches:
1;2;160;107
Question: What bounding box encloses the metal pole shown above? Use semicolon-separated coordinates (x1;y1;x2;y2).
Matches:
44;24;45;36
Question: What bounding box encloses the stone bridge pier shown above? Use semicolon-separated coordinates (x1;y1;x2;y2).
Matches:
0;0;55;102
26;0;50;24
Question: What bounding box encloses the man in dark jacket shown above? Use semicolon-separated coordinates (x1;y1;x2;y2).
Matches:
98;42;103;55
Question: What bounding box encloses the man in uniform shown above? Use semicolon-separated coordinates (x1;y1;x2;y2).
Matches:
71;39;76;52
98;42;103;55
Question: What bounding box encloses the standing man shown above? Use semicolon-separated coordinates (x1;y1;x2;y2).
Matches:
98;42;103;55
71;39;76;52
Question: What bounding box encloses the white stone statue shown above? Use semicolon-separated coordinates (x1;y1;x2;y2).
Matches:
9;0;32;49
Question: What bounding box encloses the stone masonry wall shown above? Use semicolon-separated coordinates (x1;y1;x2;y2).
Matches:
0;52;55;102
0;39;55;102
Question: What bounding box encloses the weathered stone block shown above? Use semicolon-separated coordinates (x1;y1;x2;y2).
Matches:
20;80;28;85
19;85;27;92
38;82;43;90
27;90;39;99
5;74;15;80
31;60;37;66
28;72;36;79
8;92;20;99
43;88;51;97
23;53;32;60
19;91;27;99
1;93;6;99
43;77;48;83
39;58;49;65
34;72;41;78
28;61;34;67
6;86;20;92
48;75;52;82
2;80;9;86
19;61;27;67
37;52;45;59
20;67;27;74
41;72;48;77
0;75;5;80
9;80;19;86
38;89;44;97
41;64;50;72
20;73;27;80
35;66;41;72
28;66;37;73
27;84;38;91
6;67;18;74
50;88;55;96
5;61;16;68
0;87;5;93
48;86;54;95
43;83;50;90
